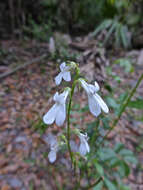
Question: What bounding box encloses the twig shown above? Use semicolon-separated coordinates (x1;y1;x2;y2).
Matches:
0;54;48;79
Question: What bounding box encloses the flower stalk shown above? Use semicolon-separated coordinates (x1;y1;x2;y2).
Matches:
67;80;78;164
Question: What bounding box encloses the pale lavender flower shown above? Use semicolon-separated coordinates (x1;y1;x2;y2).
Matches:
78;133;90;156
79;79;109;117
55;62;71;85
43;89;69;126
47;134;58;163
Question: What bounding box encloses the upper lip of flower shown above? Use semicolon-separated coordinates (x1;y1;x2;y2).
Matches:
55;62;71;85
79;79;100;95
53;91;68;105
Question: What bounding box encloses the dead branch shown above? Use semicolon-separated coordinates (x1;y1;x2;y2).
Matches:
0;54;48;80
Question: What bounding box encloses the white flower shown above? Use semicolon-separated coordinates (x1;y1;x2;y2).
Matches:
55;62;71;85
79;79;109;117
48;134;58;163
43;89;69;126
78;133;90;156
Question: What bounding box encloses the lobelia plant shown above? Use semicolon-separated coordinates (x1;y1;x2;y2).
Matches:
42;61;142;189
42;61;110;188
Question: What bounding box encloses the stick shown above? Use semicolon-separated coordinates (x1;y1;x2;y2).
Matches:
0;54;47;79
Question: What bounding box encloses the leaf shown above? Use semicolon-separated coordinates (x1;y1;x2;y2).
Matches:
119;149;133;156
101;117;110;129
124;156;138;165
114;143;124;153
120;184;131;190
98;148;116;161
128;99;143;109
115;23;121;47
106;97;119;109
104;177;117;190
92;19;113;36
109;157;120;168
120;25;130;49
103;21;117;45
114;58;134;73
93;181;103;190
95;163;104;176
118;162;130;177
119;92;128;102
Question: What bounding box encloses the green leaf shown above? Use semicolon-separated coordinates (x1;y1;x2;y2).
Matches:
93;181;103;190
95;163;104;176
115;23;121;47
119;149;133;156
106;97;119;109
114;58;134;73
101;117;110;129
104;177;117;190
98;148;116;161
118;161;130;177
124;156;138;165
120;185;131;190
92;19;113;36
109;157;120;168
128;99;143;109
114;143;124;153
120;25;129;49
103;21;117;45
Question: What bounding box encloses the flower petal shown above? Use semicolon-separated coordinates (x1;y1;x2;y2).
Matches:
60;62;66;71
63;71;71;82
47;134;57;147
94;93;109;113
55;104;66;126
85;141;90;153
43;104;57;125
58;90;69;105
79;142;89;156
79;143;86;156
94;81;100;91
80;79;90;94
48;150;57;163
55;73;63;86
53;92;59;102
88;84;96;94
88;95;101;117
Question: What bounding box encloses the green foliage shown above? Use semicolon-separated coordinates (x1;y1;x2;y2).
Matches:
90;144;137;189
106;67;121;83
128;98;143;109
93;18;131;48
93;181;103;190
33;119;47;135
24;20;53;41
79;79;139;189
114;58;134;73
92;0;141;48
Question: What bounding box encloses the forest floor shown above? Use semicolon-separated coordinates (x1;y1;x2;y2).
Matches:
0;34;143;190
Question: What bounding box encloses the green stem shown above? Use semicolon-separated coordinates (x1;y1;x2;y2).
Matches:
99;73;143;147
67;81;76;164
67;68;79;165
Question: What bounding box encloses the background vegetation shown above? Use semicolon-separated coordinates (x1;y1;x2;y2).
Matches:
1;0;143;47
